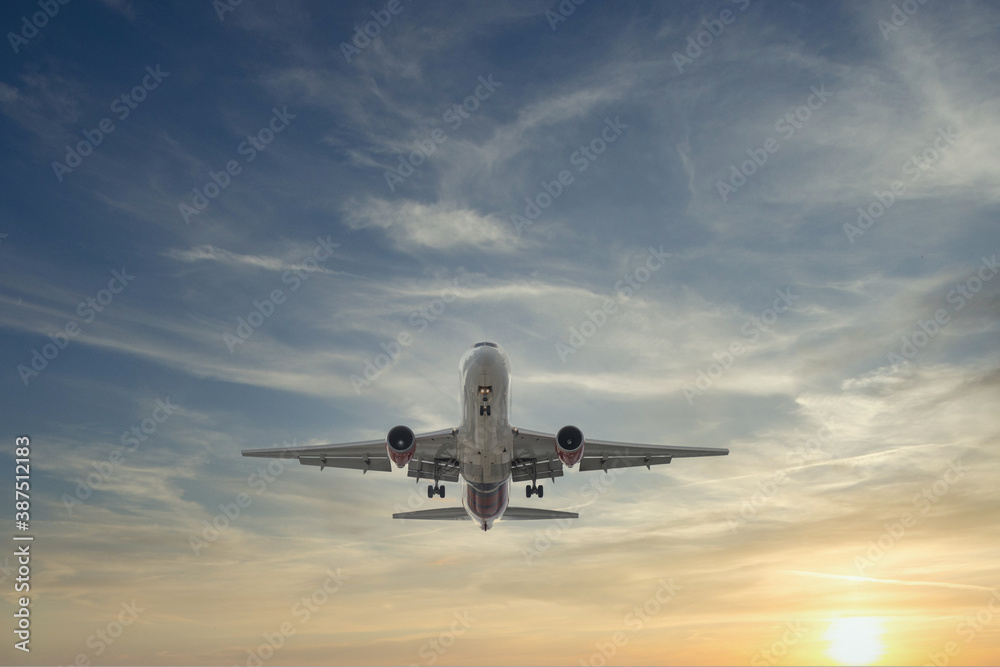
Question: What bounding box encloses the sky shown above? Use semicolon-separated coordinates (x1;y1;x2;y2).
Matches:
1;0;999;665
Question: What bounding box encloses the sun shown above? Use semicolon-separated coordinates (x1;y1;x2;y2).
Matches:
824;617;885;665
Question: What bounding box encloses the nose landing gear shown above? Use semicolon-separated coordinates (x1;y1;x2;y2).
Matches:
478;386;492;416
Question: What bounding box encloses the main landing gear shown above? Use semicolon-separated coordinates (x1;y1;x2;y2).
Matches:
427;484;446;498
526;484;544;498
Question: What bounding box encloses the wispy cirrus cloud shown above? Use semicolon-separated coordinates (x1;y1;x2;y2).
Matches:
164;244;339;274
343;197;520;252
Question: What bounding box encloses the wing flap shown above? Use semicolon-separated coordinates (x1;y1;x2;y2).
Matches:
510;457;564;483
299;456;392;473
578;454;672;472
406;458;461;483
585;439;729;459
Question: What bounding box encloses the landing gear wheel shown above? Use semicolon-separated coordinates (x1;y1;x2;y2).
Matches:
537;485;544;498
427;485;434;499
439;485;445;498
526;485;533;498
486;405;491;416
480;405;485;416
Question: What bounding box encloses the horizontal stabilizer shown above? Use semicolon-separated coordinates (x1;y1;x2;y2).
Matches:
392;507;580;521
393;508;469;521
502;507;578;520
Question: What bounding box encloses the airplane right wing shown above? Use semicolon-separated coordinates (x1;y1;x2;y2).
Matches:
512;427;728;475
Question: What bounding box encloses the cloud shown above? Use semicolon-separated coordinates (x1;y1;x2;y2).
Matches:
343;197;520;252
164;244;338;274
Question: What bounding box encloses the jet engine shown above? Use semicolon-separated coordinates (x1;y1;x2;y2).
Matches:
555;425;585;467
386;425;416;468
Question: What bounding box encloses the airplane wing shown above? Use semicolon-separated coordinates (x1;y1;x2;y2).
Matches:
511;427;728;475
241;428;458;475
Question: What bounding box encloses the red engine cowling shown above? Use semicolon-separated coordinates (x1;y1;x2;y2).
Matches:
555;425;585;467
386;425;416;468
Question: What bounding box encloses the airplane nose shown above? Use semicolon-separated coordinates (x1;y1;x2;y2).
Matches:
481;346;506;368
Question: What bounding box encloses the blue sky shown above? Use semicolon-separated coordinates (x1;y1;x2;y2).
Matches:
1;0;999;664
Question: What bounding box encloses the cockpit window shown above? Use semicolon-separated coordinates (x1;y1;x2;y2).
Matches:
473;341;499;348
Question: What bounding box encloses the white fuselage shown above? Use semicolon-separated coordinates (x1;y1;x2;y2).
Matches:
457;342;514;530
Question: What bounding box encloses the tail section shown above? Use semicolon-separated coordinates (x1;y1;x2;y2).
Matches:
392;507;578;521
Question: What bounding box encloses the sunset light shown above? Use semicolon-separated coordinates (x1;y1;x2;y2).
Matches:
825;617;885;665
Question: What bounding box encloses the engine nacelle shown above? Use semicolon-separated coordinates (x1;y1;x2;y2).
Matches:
555;425;585;467
386;425;416;468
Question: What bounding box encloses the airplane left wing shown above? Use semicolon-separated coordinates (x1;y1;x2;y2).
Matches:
512;427;728;474
241;428;458;475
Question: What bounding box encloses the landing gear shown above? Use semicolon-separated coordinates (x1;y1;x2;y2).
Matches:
479;386;492;416
427;484;445;498
526;484;543;498
479;404;491;416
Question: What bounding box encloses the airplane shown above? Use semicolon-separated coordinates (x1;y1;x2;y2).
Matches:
242;341;729;531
